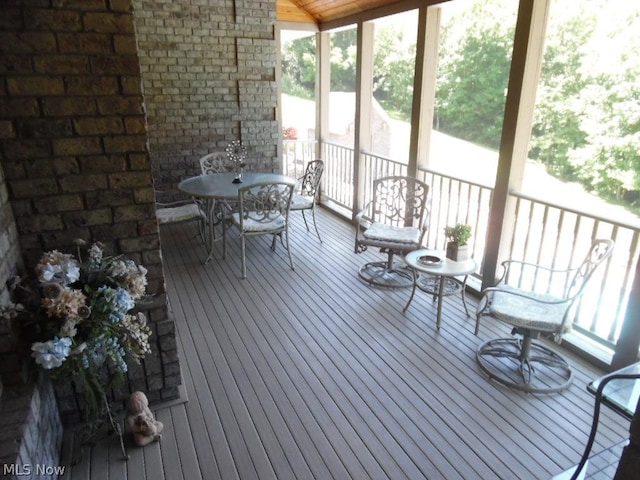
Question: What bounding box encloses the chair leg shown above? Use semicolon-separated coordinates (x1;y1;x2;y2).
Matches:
310;207;322;243
222;216;227;259
284;228;295;271
301;210;310;232
240;234;247;279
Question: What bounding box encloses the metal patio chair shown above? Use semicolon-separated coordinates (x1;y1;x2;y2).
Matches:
222;180;296;279
475;238;614;393
290;160;324;242
354;176;430;288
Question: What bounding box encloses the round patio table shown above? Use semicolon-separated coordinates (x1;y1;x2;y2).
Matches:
178;172;293;263
403;248;477;330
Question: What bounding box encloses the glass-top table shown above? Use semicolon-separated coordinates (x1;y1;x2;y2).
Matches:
587;361;640;420
566;362;640;479
178;172;294;264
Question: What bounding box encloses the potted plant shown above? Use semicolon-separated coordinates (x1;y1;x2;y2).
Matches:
444;223;472;261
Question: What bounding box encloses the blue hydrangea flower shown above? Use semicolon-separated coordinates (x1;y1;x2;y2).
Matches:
95;286;134;323
31;337;72;369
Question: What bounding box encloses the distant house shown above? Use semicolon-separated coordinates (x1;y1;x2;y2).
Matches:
282;92;392;157
325;92;391;156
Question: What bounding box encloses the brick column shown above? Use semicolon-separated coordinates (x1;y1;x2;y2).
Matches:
0;0;181;423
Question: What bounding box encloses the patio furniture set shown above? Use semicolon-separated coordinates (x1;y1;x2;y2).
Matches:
159;161;615;395
157;158;629;477
156;151;324;279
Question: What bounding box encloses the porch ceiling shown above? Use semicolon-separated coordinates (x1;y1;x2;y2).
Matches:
277;0;447;26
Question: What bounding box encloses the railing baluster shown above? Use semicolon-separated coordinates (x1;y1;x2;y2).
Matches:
292;140;639;352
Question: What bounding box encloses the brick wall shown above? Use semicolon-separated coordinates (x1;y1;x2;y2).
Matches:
132;0;279;188
0;0;181;424
0;161;23;389
0;374;63;479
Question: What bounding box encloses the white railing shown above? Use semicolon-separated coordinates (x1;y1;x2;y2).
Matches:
507;192;640;347
282;140;640;350
283;140;317;180
321;141;355;211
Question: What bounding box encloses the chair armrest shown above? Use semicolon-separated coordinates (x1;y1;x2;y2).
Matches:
156;198;196;208
480;286;569;305
417;207;430;245
497;259;578;286
355;201;373;226
500;259;576;275
354;201;374;252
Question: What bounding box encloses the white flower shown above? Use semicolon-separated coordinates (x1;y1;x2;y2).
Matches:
64;262;80;284
36;251;80;285
38;263;63;283
109;260;128;277
31;337;72;369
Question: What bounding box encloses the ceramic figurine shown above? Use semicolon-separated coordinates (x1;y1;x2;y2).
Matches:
126;391;163;446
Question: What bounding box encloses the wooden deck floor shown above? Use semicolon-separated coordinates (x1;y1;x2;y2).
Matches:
61;207;630;480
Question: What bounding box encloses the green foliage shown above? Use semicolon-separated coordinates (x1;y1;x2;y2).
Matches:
529;5;595;176
280;0;640;210
435;0;516;149
281;35;316;96
444;223;472;246
330;29;357;92
373;24;416;120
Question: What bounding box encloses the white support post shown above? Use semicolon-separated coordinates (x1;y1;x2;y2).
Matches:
353;21;375;220
409;5;441;176
482;0;552;289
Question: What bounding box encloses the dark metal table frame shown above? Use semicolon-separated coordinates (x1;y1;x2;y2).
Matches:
569;362;640;480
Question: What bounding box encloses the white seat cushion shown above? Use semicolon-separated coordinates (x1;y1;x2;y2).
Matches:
290;193;313;210
156;204;202;224
489;285;570;333
233;212;285;232
363;222;421;245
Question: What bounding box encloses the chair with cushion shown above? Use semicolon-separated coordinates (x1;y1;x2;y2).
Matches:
475;238;614;393
354;176;430;288
290;160;324;242
155;192;205;240
222;180;296;279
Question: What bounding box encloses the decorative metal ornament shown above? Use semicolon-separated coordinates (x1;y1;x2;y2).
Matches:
225;140;247;183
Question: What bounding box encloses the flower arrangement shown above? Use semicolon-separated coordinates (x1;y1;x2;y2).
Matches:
282;126;298;140
225;140;247;169
3;240;152;420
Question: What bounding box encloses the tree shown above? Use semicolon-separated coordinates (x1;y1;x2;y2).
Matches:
281;35;316;98
435;0;516;149
566;6;640;203
329;28;357;92
373;24;415;119
529;5;595;176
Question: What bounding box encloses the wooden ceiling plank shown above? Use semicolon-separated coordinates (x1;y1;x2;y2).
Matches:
277;0;453;28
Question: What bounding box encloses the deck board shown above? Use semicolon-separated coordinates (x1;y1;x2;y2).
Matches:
60;207;630;479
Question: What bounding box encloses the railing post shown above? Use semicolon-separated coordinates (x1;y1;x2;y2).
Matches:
408;5;440;177
353;21;375;221
483;0;551;289
612;256;640;368
316;31;330;162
